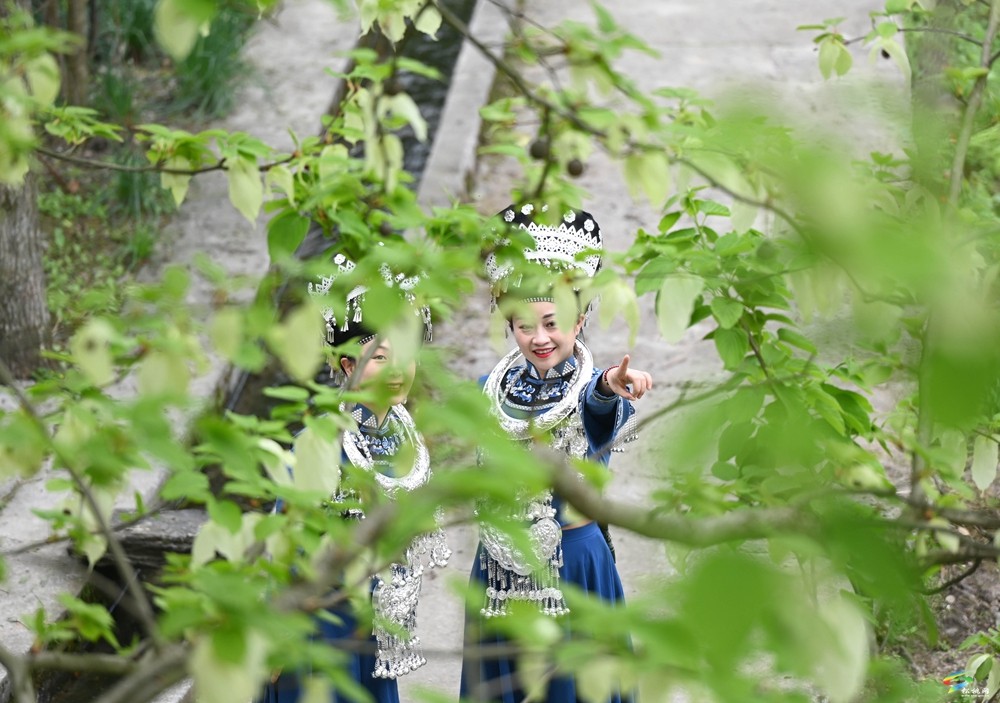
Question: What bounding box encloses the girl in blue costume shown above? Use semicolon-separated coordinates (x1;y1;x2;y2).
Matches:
461;205;653;703
264;255;450;703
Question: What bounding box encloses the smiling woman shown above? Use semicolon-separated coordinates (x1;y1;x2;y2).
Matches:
461;204;653;703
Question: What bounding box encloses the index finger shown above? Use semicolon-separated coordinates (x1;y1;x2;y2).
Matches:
616;354;631;379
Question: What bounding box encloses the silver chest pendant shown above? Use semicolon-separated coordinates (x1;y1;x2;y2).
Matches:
478;341;593;618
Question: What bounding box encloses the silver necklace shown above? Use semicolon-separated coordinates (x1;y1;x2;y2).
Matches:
342;404;431;494
484;340;593;439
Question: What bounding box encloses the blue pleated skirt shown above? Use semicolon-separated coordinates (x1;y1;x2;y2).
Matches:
460;522;635;703
260;602;400;703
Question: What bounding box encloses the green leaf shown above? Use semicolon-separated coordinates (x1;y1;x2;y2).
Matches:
212;622;248;665
58;595;118;646
656;274;704;343
24;53;60;107
554;284;579;338
138;350;190;398
714;327;749;369
161;155;193;207
208;499;243;534
971;434;998;492
870;37;909;80
718;421;753;461
710;461;739;480
154;0;206;61
292;423;340;494
658;211;681;233
226;155;263;224
875;21;898;38
414;5;442;37
267;211;310;262
190;632;267;703
635;257;677;297
577;656;619;703
161;471;211;502
818;37;852;79
931;517;960;552
624;151;671;207
263;385;311;402
730;200;757;233
382;93;428;142
710;297;743;329
884;0;912;12
266;301;324;383
69;319;116;386
300;678;333;703
715;231;755;257
987;659;1000;700
695;199;730;217
265;164;295;205
210;308;244;363
777;327;818;354
815;593;869;703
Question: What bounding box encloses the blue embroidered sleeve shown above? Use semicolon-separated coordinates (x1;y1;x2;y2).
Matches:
584;368;619;416
580;369;634;463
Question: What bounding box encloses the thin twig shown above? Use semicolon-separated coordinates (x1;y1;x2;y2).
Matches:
35;146;295;176
948;0;1000;207
0;355;164;651
923;558;982;594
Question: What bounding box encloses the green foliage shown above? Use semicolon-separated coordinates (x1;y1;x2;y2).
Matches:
8;0;1000;700
38;181;162;339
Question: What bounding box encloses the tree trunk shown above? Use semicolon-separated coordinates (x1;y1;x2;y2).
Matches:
65;0;90;105
0;176;50;377
909;0;962;197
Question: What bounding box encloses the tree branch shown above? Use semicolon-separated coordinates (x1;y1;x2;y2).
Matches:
92;644;188;703
27;650;138;675
543;450;805;545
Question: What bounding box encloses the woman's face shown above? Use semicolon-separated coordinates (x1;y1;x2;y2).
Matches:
340;338;416;407
510;301;583;374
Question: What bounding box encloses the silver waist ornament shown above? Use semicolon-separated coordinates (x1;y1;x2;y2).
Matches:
341;404;452;678
478;341;593;618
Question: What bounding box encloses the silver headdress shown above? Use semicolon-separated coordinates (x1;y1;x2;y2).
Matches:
485;203;603;301
307;252;432;347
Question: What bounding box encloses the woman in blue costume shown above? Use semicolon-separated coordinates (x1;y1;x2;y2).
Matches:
264;255;450;703
461;205;653;703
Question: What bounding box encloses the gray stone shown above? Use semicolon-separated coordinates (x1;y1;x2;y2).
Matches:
94;510;208;573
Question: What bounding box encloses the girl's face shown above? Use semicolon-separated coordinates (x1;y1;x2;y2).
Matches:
340;338;416;407
510;301;583;374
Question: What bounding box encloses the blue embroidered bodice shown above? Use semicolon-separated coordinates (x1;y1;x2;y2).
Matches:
500;357;577;419
344;403;406;478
